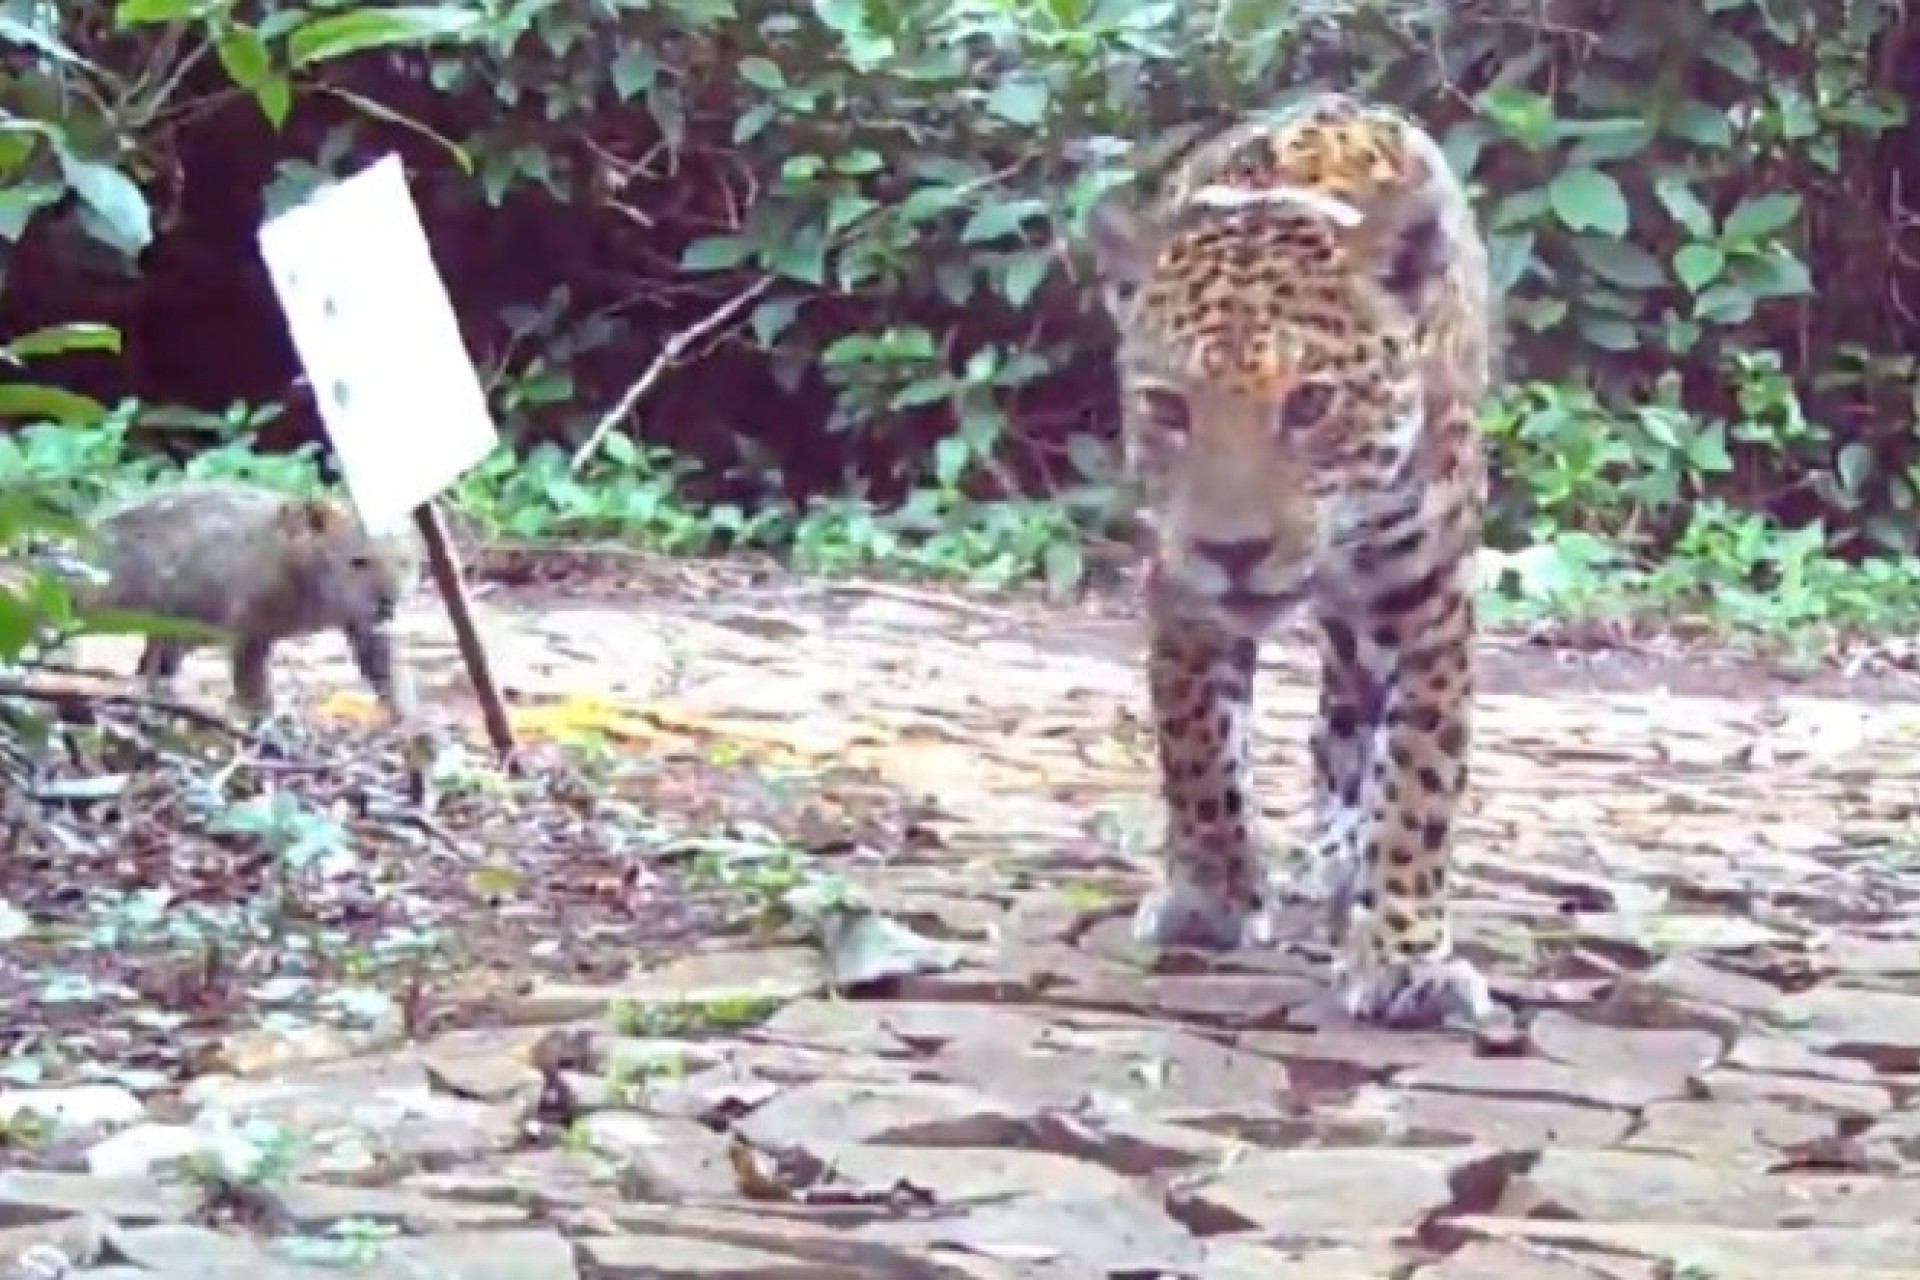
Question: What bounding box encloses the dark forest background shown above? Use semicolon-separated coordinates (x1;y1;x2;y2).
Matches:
3;0;1918;629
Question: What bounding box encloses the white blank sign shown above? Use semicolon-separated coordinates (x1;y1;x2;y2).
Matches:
257;154;499;535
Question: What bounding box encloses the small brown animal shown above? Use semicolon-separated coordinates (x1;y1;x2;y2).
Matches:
78;480;420;719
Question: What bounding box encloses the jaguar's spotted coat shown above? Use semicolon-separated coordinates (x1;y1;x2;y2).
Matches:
1085;92;1496;1028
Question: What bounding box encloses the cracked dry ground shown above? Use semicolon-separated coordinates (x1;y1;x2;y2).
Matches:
10;561;1920;1279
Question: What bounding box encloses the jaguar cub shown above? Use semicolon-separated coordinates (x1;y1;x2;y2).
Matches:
1085;93;1496;1029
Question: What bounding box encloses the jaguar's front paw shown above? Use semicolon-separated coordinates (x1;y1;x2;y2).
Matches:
1273;843;1365;945
1334;931;1493;1030
1131;880;1273;951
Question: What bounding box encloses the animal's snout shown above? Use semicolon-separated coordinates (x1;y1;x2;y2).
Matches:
1192;535;1276;582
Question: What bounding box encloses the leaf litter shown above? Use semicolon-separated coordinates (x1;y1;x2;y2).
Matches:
9;562;1920;1273
0;678;918;1114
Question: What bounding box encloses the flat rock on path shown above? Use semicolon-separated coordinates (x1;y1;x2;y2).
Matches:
26;561;1920;1278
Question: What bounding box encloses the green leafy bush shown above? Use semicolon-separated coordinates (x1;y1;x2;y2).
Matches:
0;0;1916;635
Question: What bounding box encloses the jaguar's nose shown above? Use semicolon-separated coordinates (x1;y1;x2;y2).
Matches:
1192;536;1275;581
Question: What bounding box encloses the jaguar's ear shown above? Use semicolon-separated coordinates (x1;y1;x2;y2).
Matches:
1085;189;1155;316
1346;181;1453;317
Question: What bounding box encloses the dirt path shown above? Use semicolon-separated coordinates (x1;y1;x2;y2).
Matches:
7;561;1920;1278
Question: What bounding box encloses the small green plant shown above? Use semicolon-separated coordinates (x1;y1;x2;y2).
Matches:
280;1218;400;1269
0;1106;51;1151
601;1047;687;1106
211;790;354;876
560;1118;597;1155
178;1115;302;1193
1060;882;1114;913
444;433;1093;592
666;825;861;936
607;993;783;1037
451;439;740;551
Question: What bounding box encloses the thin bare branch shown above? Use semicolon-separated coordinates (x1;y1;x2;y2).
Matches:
569;276;774;475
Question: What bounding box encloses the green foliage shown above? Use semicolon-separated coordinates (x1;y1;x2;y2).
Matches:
454;439;734;551
0;324;132;689
453;436;1087;592
1;1;493;271
1431;0;1908;561
2;0;1920;646
389;0;1915;584
0;482;90;665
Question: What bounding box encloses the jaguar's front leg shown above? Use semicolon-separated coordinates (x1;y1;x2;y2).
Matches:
1130;594;1274;952
1288;614;1389;942
1328;569;1492;1029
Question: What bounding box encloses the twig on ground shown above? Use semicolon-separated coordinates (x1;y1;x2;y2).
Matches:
0;678;252;740
14;659;131;683
362;797;473;855
817;578;1020;625
569;277;775;475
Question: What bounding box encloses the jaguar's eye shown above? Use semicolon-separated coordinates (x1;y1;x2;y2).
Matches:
1137;388;1192;437
1277;379;1337;433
